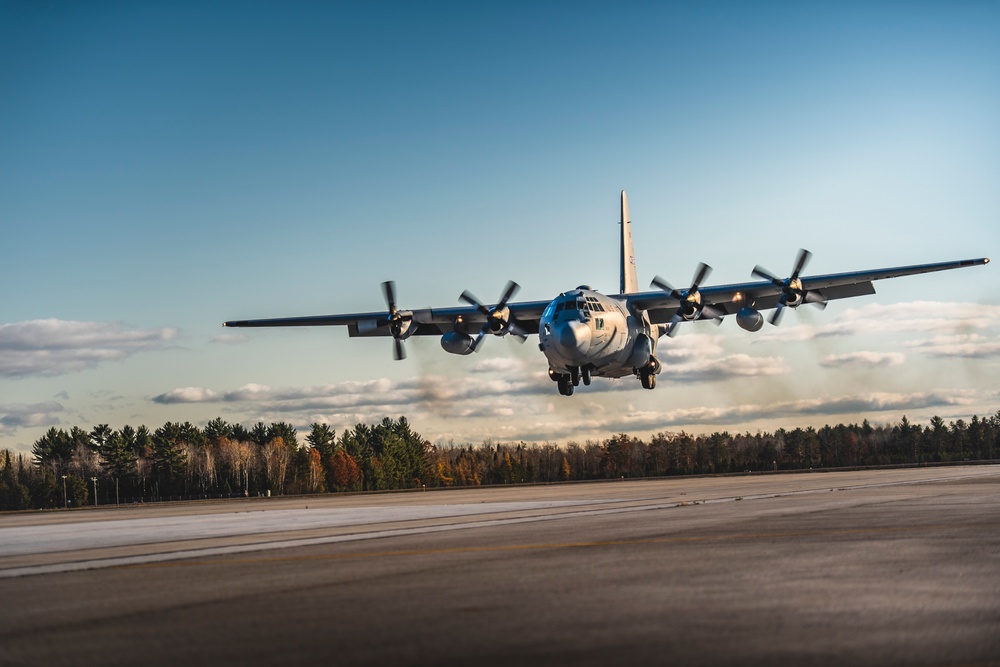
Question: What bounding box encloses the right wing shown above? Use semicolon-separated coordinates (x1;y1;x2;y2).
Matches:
224;302;551;337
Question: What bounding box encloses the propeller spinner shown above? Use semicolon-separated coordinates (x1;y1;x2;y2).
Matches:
459;280;527;352
381;280;412;360
751;249;827;325
651;263;725;337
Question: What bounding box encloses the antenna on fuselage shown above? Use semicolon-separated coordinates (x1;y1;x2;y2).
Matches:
620;190;638;295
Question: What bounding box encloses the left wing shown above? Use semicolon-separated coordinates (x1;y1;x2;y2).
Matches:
630;255;989;328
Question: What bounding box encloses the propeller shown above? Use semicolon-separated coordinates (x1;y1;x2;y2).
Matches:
459;280;527;352
752;248;827;325
650;263;725;337
381;280;411;360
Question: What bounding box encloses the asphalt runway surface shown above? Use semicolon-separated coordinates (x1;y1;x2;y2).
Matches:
1;466;998;666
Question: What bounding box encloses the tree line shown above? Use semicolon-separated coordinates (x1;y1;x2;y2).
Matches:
2;410;998;511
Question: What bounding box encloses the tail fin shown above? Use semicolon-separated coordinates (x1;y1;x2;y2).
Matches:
620;190;638;294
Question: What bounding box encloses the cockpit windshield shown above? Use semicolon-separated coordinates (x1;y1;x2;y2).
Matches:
546;295;603;319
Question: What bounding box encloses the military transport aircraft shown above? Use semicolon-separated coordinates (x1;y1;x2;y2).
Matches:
224;192;989;396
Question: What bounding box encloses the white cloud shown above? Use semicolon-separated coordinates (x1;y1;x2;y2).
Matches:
755;302;1000;343
0;401;65;435
470;357;529;374
211;333;249;345
820;351;906;368
666;353;787;382
904;333;1000;359
0;319;180;378
152;387;220;404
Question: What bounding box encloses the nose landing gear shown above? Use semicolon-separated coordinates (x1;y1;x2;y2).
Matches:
551;365;593;395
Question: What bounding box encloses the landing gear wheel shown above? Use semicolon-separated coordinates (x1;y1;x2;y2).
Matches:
570;366;581;387
640;372;657;390
557;376;574;396
582;367;592;386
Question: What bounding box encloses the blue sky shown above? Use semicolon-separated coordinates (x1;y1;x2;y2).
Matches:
2;1;998;452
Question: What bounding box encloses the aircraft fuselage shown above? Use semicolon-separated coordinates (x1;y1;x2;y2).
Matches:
538;287;659;395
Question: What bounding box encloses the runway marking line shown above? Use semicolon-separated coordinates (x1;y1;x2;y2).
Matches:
122;521;968;570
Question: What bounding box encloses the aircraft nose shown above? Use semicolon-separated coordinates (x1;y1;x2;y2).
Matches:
555;320;591;356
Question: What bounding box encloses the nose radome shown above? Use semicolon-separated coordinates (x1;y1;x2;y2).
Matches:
556;320;591;355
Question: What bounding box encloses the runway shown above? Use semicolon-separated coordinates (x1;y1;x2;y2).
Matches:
2;466;998;666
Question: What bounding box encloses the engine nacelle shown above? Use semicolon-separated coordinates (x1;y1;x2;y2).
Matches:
440;331;475;355
736;306;764;332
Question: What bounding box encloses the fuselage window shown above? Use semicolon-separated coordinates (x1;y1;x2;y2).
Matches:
596;317;604;330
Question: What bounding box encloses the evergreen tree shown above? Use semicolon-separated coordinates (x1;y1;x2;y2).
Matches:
101;428;138;500
150;423;190;498
0;450;31;510
306;423;337;460
32;427;73;473
204;418;233;446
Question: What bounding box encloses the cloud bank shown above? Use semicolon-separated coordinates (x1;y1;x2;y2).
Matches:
0;319;180;377
0;401;64;435
756;302;1000;342
820;351;906;368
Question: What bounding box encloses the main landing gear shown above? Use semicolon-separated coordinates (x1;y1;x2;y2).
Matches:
640;371;656;390
638;356;661;390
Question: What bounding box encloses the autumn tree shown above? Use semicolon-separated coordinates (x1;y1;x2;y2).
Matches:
327;450;363;491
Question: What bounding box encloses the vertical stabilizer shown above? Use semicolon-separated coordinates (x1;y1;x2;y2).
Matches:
620;190;638;294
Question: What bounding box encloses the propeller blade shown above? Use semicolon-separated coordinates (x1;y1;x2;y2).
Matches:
752;265;783;286
651;276;684;301
701;304;726;321
691;263;712;291
392;337;406;361
381;281;397;313
650;275;672;291
769;302;786;326
470;323;490;352
459;290;491;318
804;291;828;309
666;313;683;338
508;320;529;341
497;280;520;308
791;248;812;280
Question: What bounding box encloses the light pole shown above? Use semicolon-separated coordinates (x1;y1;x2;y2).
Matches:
62;475;68;509
91;477;98;506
